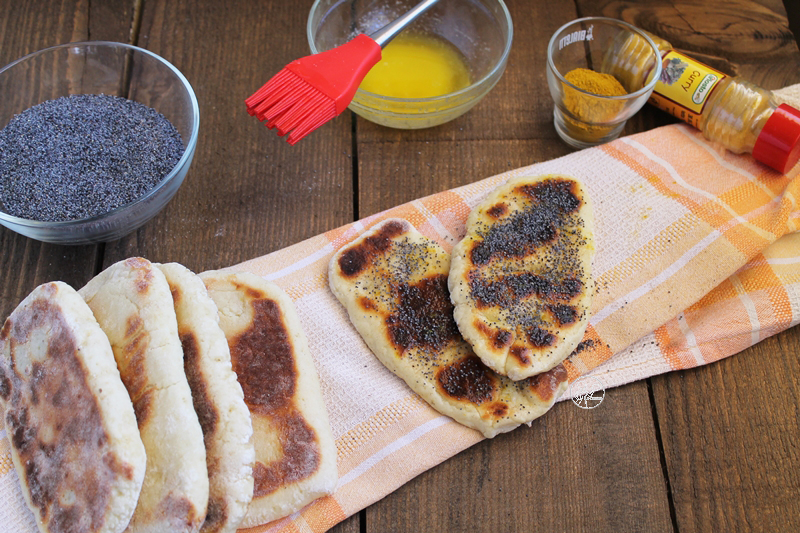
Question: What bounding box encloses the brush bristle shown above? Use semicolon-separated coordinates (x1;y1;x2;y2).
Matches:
246;69;337;144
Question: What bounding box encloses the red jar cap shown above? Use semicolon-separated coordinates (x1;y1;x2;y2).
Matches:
753;104;800;174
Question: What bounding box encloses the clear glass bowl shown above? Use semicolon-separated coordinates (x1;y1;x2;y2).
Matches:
307;0;513;129
546;17;662;149
0;41;199;244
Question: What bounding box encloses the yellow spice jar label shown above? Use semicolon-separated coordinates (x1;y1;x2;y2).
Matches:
649;50;727;128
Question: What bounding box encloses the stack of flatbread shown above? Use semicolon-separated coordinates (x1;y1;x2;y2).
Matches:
0;257;337;533
329;174;595;437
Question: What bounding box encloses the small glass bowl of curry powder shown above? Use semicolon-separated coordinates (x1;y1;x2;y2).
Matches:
546;17;662;149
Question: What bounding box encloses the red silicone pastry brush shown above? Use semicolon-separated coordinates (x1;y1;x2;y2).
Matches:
246;0;439;145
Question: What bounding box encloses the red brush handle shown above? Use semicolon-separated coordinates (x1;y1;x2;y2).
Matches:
285;34;382;114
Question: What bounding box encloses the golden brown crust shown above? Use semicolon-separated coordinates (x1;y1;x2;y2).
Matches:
449;175;595;381
0;281;146;533
329;219;569;438
227;293;321;496
200;271;337;528
157;262;255;533
80;259;209;533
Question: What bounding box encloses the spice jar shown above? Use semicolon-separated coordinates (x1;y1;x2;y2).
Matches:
605;31;800;173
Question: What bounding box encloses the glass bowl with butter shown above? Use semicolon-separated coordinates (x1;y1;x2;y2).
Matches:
307;0;513;129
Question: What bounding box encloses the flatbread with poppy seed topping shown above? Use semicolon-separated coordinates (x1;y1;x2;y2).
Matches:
0;281;146;533
329;218;569;438
449;174;595;381
199;271;337;528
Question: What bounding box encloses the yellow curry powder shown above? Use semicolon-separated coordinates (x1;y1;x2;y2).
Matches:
562;67;627;141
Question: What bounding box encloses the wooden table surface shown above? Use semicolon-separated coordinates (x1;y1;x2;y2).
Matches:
2;1;799;532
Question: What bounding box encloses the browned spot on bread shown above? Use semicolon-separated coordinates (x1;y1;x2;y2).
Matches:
126;258;154;294
203;496;227;532
252;409;321;497
243;286;264;300
473;321;512;351
119;327;148;408
338;220;408;278
159;494;202;530
231;298;296;414
469;272;583;308
470;178;583;266
125;315;142;338
2;294;135;533
0;366;10;401
359;296;377;311
547;303;578;326
227;295;323;497
385;275;459;354
181;331;219;442
528;364;568;402
1;315;12;340
486;203;508;219
474;320;491;336
493;329;512;349
436;355;496;405
486;401;509;418
517;178;581;213
526;326;556;348
133;388;154;429
510;345;531;365
170;283;182;304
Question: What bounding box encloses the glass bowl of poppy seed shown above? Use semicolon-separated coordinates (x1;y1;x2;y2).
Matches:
0;41;199;244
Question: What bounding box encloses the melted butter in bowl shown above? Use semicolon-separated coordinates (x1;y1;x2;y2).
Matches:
308;0;513;129
359;33;471;99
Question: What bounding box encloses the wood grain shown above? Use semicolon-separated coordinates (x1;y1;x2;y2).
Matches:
650;331;800;531
107;0;356;273
367;382;673;532
577;0;800;84
0;0;132;318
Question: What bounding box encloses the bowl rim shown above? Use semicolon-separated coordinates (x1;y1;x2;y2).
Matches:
0;40;200;230
307;0;514;103
547;16;663;101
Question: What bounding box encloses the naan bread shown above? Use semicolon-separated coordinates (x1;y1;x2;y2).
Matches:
0;281;146;533
79;258;209;533
200;271;337;528
449;174;595;380
329;218;569;438
156;263;255;533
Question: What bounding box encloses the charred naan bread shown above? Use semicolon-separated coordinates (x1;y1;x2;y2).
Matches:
449;175;595;381
79;258;209;533
156;263;255;533
0;281;146;533
199;271;337;528
329;219;569;438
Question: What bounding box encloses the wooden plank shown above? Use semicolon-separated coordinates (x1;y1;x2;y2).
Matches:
115;0;355;273
650;332;800;531
576;1;800;531
575;0;800;87
0;0;133;317
357;0;673;530
368;382;674;532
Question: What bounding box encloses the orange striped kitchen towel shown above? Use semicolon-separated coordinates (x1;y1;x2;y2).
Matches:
2;87;800;532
